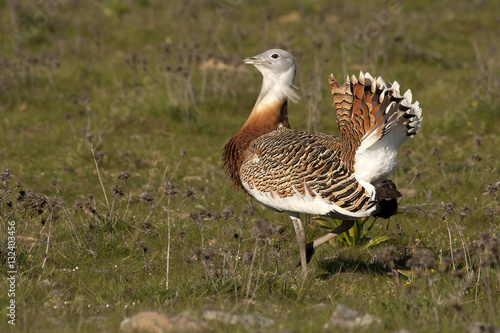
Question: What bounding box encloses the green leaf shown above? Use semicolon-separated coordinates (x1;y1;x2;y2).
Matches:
397;269;413;278
362;236;392;249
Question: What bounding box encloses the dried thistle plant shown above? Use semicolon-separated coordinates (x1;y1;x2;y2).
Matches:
163;182;178;196
252;219;284;243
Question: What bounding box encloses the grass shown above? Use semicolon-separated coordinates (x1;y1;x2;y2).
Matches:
1;0;499;332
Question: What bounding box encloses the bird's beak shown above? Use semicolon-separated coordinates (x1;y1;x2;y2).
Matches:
242;56;262;65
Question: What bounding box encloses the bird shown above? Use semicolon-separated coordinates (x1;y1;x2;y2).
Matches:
222;49;422;277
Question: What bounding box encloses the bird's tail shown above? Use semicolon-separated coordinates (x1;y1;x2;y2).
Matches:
329;71;422;151
329;72;422;184
374;179;402;219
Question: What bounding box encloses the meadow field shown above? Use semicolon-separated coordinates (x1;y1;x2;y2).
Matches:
1;0;499;332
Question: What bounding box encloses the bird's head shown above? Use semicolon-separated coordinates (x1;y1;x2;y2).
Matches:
243;49;296;78
243;49;299;103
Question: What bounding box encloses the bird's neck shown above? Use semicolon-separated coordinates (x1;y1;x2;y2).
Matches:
222;80;290;191
254;75;285;107
243;76;289;130
222;71;296;191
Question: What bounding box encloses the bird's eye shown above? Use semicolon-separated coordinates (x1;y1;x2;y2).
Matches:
271;53;280;59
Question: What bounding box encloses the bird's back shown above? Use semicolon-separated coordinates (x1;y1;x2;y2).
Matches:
239;127;377;220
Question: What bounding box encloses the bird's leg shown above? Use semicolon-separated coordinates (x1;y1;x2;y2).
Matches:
311;219;355;249
295;219;355;267
290;215;307;277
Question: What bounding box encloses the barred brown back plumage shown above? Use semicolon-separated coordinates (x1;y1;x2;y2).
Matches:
239;127;375;216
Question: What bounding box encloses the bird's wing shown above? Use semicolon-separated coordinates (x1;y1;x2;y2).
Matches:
239;127;378;220
329;72;422;172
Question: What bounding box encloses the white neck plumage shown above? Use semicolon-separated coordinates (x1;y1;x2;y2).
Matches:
253;67;300;111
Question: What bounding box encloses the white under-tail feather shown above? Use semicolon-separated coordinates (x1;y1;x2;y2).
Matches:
353;73;423;185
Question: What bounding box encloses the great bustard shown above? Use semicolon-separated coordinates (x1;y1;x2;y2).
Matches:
222;49;422;276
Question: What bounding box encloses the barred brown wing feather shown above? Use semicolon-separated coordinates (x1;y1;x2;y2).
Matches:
239;128;376;219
